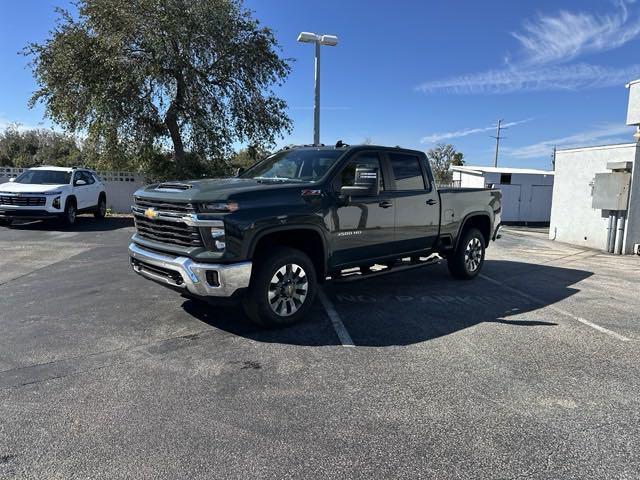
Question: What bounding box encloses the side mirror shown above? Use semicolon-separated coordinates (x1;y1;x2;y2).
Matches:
234;167;245;177
9;178;15;182
340;167;380;198
75;179;87;186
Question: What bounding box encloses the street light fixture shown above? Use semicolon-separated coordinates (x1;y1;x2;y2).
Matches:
297;31;339;145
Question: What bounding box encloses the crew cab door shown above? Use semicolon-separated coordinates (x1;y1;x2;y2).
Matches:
385;151;440;253
328;151;396;267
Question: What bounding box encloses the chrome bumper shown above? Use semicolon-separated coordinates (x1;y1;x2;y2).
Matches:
128;243;252;297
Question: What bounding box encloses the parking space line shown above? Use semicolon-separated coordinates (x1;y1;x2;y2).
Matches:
479;274;631;342
318;287;355;347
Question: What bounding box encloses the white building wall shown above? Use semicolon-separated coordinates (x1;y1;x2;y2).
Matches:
458;172;486;188
550;144;638;253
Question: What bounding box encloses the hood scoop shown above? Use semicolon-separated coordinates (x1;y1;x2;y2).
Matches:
155;182;194;191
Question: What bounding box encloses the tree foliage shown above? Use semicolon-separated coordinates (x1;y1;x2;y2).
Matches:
25;0;292;174
426;143;465;185
0;126;82;168
229;145;271;169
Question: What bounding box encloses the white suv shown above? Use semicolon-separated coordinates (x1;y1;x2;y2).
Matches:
0;166;107;226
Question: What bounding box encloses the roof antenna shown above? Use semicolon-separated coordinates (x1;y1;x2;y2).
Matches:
335;140;348;148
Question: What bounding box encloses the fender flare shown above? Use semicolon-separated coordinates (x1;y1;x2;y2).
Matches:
453;211;492;251
248;224;329;275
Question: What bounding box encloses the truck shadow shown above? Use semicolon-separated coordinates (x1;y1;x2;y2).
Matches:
183;259;593;347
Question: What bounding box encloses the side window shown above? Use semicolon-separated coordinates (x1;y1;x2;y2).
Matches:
84;172;95;185
73;172;82;185
388;153;425;191
336;153;384;191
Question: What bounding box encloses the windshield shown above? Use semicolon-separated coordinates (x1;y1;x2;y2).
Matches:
240;149;344;183
14;169;72;185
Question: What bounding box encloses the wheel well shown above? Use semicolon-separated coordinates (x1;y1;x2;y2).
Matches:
461;215;491;245
253;229;326;280
98;192;106;200
65;195;77;206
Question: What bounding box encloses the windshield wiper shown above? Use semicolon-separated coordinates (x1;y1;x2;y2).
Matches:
253;176;306;183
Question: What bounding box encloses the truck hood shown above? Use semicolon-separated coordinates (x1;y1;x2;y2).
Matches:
0;182;68;194
137;177;309;202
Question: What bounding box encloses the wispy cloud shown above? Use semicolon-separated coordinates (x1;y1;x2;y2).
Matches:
421;118;532;143
504;124;634;159
513;1;640;65
418;63;640;94
417;1;640;94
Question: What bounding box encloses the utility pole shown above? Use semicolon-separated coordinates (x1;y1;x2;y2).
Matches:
551;145;557;170
491;119;503;168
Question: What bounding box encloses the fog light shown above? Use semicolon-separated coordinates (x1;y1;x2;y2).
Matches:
205;270;220;287
52;196;61;209
210;227;225;251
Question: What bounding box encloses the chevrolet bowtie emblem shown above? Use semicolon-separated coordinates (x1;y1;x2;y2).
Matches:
144;208;159;220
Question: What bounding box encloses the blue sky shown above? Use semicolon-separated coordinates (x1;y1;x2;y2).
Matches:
2;0;640;169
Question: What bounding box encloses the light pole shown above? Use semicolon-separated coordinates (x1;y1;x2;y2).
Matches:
297;32;338;146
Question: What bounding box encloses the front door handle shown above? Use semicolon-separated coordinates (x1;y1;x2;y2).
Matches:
426;199;438;205
378;201;393;209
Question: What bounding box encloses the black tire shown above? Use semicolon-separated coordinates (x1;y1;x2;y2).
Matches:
447;227;486;280
243;246;317;328
62;198;77;226
0;218;12;227
94;194;107;219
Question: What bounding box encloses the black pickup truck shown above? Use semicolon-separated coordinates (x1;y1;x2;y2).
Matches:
129;144;502;326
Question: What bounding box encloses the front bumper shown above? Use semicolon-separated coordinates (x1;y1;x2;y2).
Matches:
0;209;62;219
128;242;252;297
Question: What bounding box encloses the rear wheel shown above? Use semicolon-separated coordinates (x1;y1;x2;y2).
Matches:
0;218;12;227
94;194;106;219
447;227;485;280
63;198;77;226
243;246;317;327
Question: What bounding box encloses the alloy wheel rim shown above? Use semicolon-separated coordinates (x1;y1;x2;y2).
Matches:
268;263;308;317
464;237;483;272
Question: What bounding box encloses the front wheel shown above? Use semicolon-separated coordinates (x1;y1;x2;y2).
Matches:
0;218;12;227
447;227;486;280
243;247;317;327
62;198;77;226
94;195;107;219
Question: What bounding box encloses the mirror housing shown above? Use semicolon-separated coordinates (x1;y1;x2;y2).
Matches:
234;167;245;177
75;179;87;186
9;178;15;182
340;167;380;198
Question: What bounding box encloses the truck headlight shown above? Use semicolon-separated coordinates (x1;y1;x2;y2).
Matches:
210;227;226;250
52;196;61;209
200;201;238;213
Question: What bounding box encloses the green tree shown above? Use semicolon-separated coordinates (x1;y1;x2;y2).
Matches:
229;145;271;169
25;0;292;174
426;143;465;185
0;126;82;167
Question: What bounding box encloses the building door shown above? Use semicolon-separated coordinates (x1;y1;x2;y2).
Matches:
498;184;522;222
528;185;553;222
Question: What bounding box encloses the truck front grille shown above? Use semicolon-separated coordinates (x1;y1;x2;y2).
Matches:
0;195;46;206
133;198;203;248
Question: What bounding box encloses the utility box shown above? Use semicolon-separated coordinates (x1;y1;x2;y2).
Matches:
592;172;631;210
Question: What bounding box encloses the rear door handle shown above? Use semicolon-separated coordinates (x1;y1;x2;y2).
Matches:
378;201;393;208
426;199;438;205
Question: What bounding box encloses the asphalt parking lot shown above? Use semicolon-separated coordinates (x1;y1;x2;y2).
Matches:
1;218;639;479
